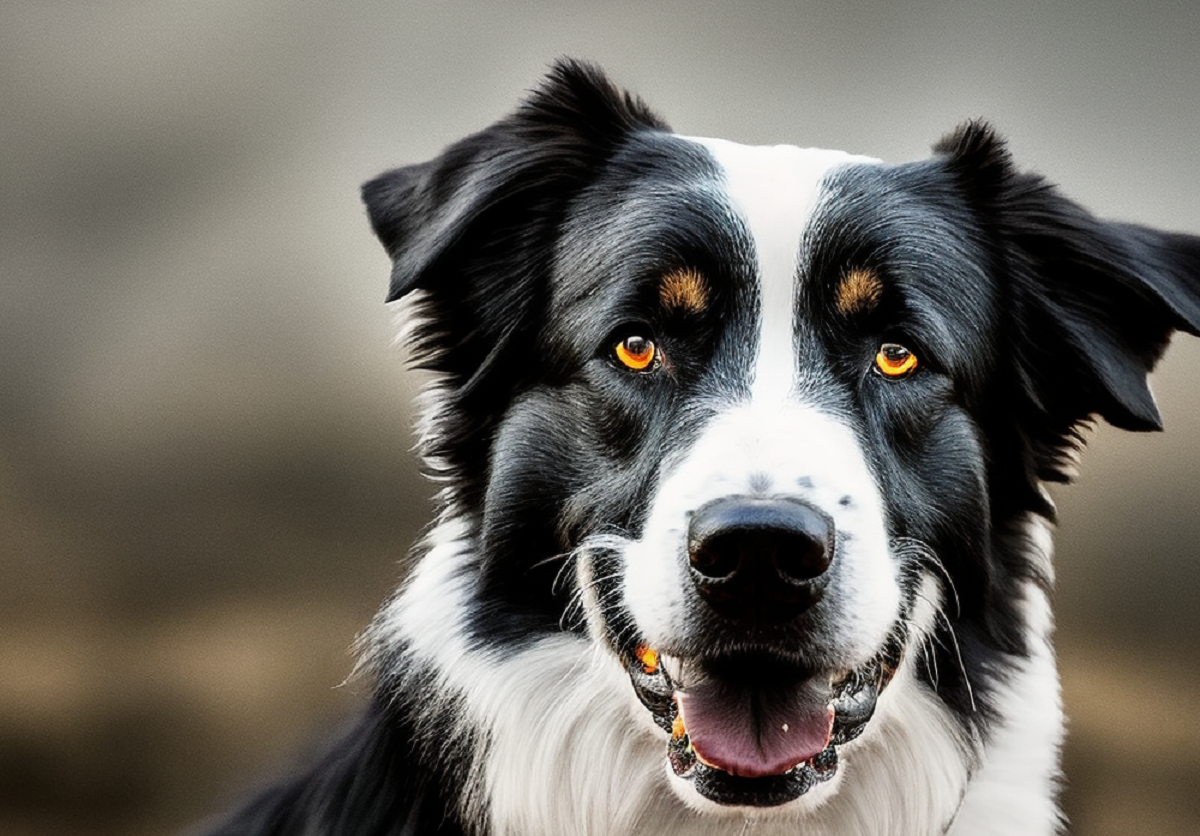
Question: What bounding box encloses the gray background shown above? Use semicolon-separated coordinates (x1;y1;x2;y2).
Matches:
1;2;1197;834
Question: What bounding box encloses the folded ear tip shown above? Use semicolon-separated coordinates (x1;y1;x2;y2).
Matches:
1104;397;1164;432
1118;415;1164;433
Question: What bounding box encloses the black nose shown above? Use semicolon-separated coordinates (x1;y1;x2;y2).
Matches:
687;497;834;623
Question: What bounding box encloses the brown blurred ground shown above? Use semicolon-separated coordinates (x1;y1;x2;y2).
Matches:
2;2;1199;835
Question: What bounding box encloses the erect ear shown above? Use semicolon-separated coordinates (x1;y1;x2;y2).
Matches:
936;123;1200;448
362;58;668;304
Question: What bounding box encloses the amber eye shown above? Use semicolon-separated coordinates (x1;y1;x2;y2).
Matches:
874;343;918;378
614;334;658;371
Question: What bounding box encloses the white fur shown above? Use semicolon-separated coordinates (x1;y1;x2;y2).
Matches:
686;138;877;401
370;521;997;836
623;140;899;685
945;522;1063;836
367;387;1061;836
364;141;1065;836
622;399;900;672
365;384;1063;836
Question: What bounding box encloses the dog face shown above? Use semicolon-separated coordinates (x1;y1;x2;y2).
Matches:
361;60;1200;822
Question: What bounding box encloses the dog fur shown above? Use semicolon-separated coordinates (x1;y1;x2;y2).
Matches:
203;60;1200;836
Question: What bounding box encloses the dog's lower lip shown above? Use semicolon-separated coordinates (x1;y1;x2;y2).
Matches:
669;721;841;807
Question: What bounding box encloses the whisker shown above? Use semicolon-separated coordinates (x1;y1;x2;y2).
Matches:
894;537;963;619
560;565;626;632
893;536;977;712
551;529;635;632
912;589;977;713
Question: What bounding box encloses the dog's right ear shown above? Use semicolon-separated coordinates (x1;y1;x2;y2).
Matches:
936;122;1200;482
362;58;668;303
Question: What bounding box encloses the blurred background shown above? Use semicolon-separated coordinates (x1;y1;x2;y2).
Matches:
2;2;1198;834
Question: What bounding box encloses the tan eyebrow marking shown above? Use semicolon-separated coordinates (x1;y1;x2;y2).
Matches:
835;268;884;316
659;268;710;314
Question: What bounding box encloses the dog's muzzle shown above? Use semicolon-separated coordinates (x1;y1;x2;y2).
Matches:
619;495;907;807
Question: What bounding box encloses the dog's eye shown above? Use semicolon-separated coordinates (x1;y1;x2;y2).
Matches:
614;334;659;371
874;343;918;378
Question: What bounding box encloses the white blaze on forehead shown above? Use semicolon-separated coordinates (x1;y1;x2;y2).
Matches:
621;140;896;676
687;137;878;400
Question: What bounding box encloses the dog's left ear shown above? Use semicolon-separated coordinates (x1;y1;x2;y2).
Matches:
936;123;1200;447
360;60;667;407
362;59;667;305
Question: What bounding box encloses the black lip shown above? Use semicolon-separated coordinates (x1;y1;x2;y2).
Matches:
624;628;905;807
678;741;840;807
627;653;675;733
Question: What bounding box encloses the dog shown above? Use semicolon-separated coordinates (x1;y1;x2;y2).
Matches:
205;59;1200;835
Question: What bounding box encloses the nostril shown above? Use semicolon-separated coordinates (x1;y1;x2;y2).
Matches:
774;529;831;581
689;535;741;579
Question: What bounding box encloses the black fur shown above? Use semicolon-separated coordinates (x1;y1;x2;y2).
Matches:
203;59;1200;835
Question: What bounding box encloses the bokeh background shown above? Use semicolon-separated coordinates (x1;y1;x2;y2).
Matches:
2;2;1198;834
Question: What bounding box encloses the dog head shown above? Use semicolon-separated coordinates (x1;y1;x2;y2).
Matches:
361;60;1200;816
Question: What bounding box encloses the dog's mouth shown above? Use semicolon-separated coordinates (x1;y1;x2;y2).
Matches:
624;632;904;807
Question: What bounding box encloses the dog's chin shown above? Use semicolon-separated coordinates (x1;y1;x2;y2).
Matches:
624;634;904;810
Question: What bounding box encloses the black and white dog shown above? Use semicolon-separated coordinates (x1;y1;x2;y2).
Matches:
208;60;1200;835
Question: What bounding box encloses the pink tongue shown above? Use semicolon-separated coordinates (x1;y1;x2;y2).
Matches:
676;680;834;778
